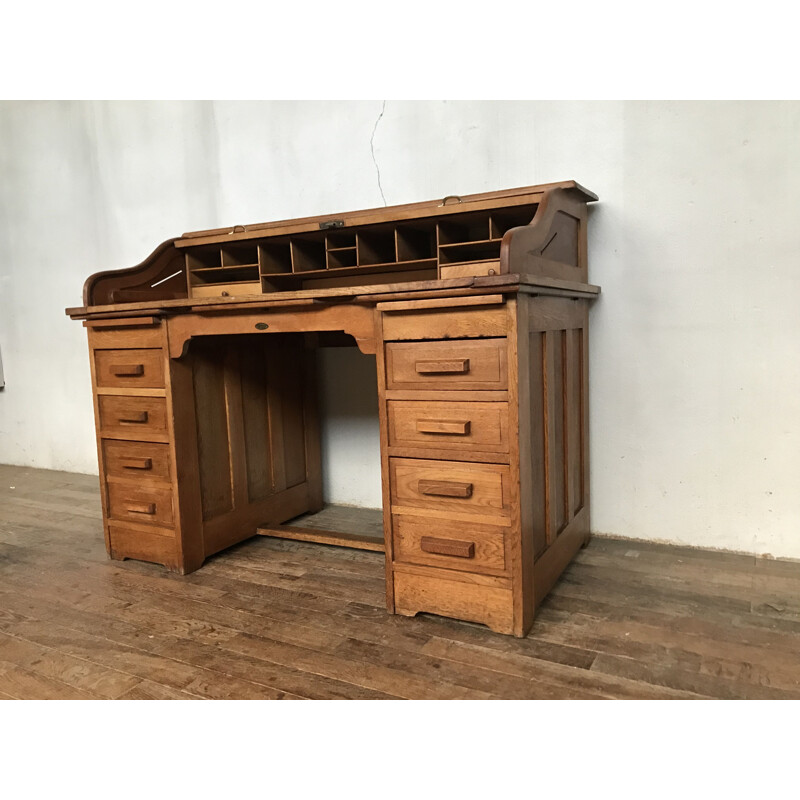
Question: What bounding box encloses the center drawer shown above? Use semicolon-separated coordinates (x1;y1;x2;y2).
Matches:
389;457;511;517
387;400;509;454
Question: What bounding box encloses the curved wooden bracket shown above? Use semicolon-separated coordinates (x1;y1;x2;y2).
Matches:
500;187;589;283
166;304;377;359
84;238;188;307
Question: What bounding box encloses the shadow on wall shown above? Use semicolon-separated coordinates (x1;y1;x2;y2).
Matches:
316;344;382;508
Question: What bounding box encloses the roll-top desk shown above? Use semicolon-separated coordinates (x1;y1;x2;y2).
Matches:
66;181;600;637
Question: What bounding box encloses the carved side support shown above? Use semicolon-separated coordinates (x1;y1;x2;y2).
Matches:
500;187;592;283
83;239;188;306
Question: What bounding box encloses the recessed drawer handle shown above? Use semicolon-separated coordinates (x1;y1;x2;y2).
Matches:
418;479;473;498
126;503;156;515
416;419;471;435
420;536;475;558
118;411;149;424
111;364;145;377
415;358;470;375
121;458;153;470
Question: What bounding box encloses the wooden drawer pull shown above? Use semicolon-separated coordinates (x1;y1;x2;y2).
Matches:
121;457;153;470
415;358;470;375
416;419;471;435
118;411;149;424
126;503;156;515
418;479;473;498
111;363;145;377
420;536;475;559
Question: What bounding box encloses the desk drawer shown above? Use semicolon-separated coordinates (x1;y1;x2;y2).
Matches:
102;440;172;482
390;457;510;517
393;566;514;634
108;523;178;570
98;396;168;439
387;400;509;454
94;349;165;390
385;339;507;391
107;483;174;527
392;513;508;574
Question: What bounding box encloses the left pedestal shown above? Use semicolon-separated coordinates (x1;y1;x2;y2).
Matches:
87;318;193;572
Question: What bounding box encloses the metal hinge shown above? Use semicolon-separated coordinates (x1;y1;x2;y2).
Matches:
319;219;345;230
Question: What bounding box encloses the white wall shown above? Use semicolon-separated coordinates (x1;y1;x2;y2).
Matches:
1;101;798;556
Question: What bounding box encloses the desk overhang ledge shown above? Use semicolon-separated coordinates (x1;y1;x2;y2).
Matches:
66;274;600;323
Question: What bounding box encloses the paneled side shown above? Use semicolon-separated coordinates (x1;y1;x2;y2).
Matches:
528;297;587;560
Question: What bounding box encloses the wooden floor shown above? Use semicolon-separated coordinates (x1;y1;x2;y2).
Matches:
1;464;800;700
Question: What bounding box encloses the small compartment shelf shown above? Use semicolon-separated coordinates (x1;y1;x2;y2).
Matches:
489;204;538;239
186;247;222;271
187;244;260;294
396;222;437;261
357;227;397;266
436;211;492;246
438;239;502;265
327;246;358;270
259;241;293;274
221;243;258;268
191;265;261;283
291;238;327;272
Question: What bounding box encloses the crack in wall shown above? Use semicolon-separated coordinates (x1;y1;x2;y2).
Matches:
370;100;387;206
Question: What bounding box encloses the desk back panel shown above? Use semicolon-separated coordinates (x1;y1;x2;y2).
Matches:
178;333;321;557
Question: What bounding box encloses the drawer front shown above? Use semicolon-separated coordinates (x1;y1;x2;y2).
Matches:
102;440;172;482
382;306;508;341
98;396;168;438
108;523;178;570
390;457;510;517
94;348;165;389
107;483;174;527
393;567;513;634
388;400;509;453
88;325;162;350
386;339;507;391
191;282;263;298
439;261;501;280
392;513;508;574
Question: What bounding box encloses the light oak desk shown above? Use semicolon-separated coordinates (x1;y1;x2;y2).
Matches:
67;182;600;637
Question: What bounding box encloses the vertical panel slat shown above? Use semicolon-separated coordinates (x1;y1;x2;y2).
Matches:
281;340;308;488
566;328;583;516
224;345;249;510
530;330;547;556
545;330;567;542
303;339;323;512
266;343;287;492
560;329;570;524
240;339;272;503
578;325;587;511
192;341;233;520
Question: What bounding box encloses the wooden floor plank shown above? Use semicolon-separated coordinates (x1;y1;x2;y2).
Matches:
2;464;800;699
